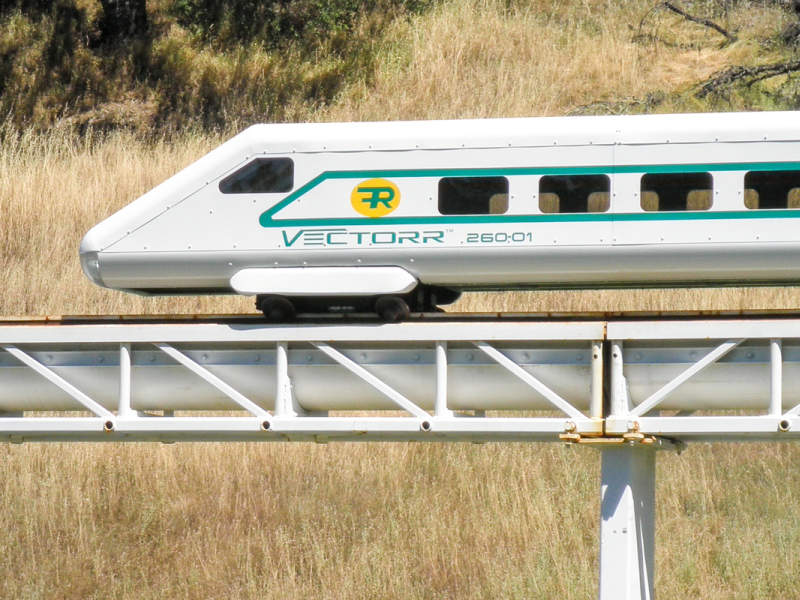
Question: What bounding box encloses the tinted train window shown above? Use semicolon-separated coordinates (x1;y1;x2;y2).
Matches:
744;170;800;209
640;172;712;211
219;158;294;193
438;177;508;215
539;174;610;213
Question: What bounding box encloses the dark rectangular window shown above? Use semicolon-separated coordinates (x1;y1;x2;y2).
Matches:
640;172;712;211
438;177;508;215
539;174;610;213
219;158;294;193
745;170;800;209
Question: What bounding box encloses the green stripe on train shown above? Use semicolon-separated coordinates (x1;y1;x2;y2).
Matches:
259;161;800;228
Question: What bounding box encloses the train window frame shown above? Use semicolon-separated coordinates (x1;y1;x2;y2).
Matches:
219;157;294;194
538;174;610;214
744;170;800;209
438;176;509;215
640;172;713;212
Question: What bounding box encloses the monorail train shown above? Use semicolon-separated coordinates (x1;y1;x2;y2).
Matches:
80;111;800;320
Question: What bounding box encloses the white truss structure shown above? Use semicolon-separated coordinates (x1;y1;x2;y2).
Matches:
0;320;606;442
4;315;800;600
606;319;800;442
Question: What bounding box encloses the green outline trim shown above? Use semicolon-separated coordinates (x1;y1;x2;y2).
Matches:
259;161;800;228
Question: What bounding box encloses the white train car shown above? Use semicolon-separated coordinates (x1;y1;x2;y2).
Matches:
80;111;800;319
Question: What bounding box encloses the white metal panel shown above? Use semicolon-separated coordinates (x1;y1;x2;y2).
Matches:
239;112;800;154
0;321;605;343
230;266;418;296
608;319;800;340
80;126;264;253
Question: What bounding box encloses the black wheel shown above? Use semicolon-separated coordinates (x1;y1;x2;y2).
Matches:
257;295;296;321
375;295;411;322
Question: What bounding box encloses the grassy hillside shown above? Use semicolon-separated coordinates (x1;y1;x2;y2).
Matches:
4;1;800;598
0;0;798;137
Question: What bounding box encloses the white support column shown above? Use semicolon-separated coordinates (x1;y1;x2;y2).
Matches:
591;341;604;420
599;447;655;600
434;341;453;418
275;341;303;417
770;339;782;416
609;340;629;417
118;343;134;418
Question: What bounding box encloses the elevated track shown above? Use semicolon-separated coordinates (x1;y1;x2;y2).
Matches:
2;310;799;443
4;309;800;599
7;307;800;324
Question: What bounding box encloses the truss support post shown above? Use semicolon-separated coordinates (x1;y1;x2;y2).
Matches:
275;342;301;417
591;341;603;419
770;339;782;416
599;446;655;600
610;340;629;416
118;343;133;418
434;341;452;418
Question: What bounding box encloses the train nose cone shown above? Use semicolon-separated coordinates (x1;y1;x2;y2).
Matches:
79;230;106;287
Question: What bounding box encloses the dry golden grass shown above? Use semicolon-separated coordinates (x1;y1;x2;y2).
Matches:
3;441;800;598
3;1;800;598
325;0;790;122
0;443;602;599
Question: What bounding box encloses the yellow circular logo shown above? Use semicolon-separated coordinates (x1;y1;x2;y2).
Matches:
351;178;400;218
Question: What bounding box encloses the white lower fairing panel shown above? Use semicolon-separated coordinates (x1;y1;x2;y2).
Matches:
230;266;418;296
93;240;800;294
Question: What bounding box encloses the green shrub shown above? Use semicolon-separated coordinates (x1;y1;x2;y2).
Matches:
172;0;432;49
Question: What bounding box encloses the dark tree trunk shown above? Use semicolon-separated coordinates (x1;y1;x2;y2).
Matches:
99;0;148;42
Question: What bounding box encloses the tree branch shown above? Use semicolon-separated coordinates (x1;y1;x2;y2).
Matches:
661;1;737;43
696;59;800;98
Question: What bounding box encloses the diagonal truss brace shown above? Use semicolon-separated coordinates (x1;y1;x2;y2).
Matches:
629;339;744;418
2;344;114;420
312;342;429;419
474;341;586;421
154;343;270;418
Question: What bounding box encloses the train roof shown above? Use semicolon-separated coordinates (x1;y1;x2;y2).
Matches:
242;111;800;153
